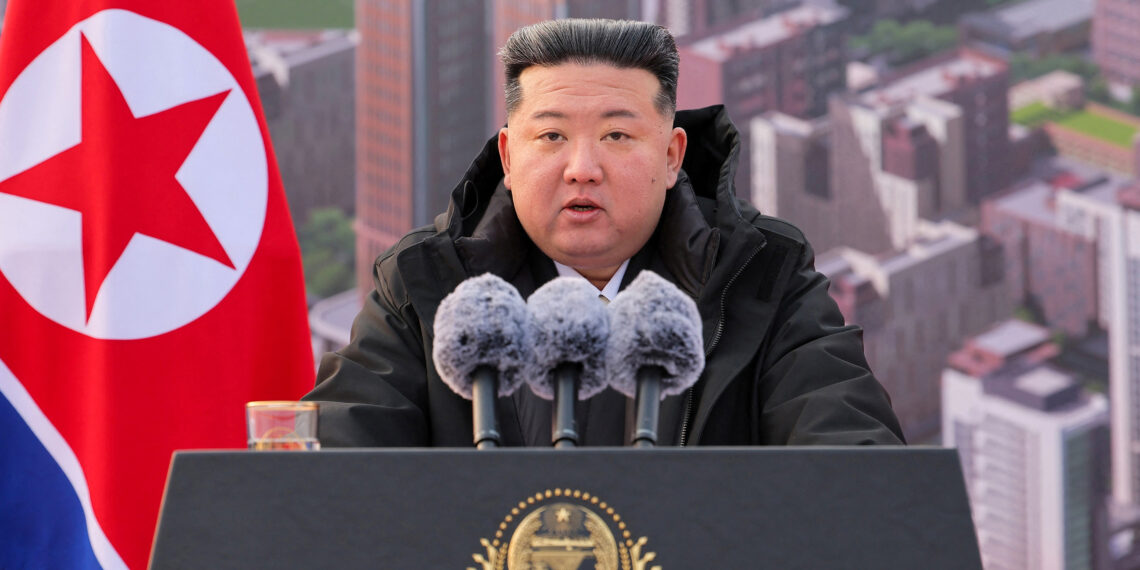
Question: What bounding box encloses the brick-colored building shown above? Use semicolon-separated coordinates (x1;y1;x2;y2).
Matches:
355;0;495;293
1093;0;1140;88
981;159;1102;337
866;48;1011;204
677;1;850;198
819;220;1009;440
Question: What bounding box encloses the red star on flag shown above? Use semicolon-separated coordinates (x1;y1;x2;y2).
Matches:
0;32;234;320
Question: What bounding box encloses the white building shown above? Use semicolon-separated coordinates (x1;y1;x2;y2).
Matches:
753;91;966;255
1053;174;1140;508
943;320;1110;570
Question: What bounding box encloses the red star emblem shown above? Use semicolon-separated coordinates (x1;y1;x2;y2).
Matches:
0;32;235;321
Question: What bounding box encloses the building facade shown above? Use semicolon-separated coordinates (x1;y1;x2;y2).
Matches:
678;0;850;198
355;0;493;294
981;159;1102;337
248;30;358;226
755;49;1007;256
1093;0;1140;88
819;219;1008;440
1054;173;1140;508
959;0;1093;59
867;48;1011;204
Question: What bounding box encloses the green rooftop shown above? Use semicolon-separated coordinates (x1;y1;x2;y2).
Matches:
1012;102;1139;148
235;0;354;29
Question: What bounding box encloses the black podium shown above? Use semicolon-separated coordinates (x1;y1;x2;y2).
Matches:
150;447;980;569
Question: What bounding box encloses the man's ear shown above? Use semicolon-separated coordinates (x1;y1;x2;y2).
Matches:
665;126;687;188
498;127;512;189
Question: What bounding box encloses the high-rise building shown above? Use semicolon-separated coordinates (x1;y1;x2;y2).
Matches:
819;219;1008;440
943;319;1110;570
355;0;493;294
248;30;358;225
1053;173;1140;507
1093;0;1140;88
677;0;850;198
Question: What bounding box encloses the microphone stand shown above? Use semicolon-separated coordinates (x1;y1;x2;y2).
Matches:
632;365;665;448
471;366;501;450
552;362;583;448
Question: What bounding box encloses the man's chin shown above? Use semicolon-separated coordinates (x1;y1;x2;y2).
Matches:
551;249;617;270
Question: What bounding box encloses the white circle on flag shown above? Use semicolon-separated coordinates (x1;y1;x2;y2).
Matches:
0;9;268;340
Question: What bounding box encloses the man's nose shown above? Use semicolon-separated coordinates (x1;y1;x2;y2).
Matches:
563;140;603;184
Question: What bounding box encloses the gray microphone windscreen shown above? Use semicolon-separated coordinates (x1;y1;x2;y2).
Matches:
606;271;704;398
432;273;531;399
526;277;610;400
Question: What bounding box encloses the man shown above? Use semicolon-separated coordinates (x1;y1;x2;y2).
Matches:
304;19;905;446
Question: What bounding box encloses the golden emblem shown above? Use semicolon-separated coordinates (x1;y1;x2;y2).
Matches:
468;488;661;570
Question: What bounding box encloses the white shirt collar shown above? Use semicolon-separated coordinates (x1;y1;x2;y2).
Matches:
553;259;630;301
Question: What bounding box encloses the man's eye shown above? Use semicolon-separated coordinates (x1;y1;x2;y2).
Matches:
540;132;563;142
605;132;628;141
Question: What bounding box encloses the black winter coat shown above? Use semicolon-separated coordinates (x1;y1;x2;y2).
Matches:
304;106;905;447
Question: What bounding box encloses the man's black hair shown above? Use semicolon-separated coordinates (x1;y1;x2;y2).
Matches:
500;19;679;118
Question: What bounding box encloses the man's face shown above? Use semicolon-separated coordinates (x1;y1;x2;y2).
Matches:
498;63;686;283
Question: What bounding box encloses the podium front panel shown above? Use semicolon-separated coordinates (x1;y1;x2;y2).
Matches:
151;447;980;569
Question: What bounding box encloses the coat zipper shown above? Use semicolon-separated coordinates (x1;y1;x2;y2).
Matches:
678;240;766;446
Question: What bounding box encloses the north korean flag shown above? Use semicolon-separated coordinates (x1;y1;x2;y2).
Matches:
0;2;315;568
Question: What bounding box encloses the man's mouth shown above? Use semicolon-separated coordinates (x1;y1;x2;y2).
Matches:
565;198;600;212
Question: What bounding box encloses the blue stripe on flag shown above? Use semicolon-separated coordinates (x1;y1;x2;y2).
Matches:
0;392;102;569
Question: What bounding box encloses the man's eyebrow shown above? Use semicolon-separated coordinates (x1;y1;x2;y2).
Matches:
528;109;639;120
531;110;567;120
601;109;637;119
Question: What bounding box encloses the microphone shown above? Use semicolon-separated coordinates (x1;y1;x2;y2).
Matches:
526;277;610;448
433;273;532;449
607;271;704;448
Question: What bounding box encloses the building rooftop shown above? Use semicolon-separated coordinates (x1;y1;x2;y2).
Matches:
961;0;1092;43
1069;174;1131;206
685;1;848;62
876;221;976;275
246;29;358;84
1014;365;1076;398
761;111;829;137
973;319;1051;358
815;248;854;278
863;51;1004;108
992;182;1056;227
309;288;362;348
